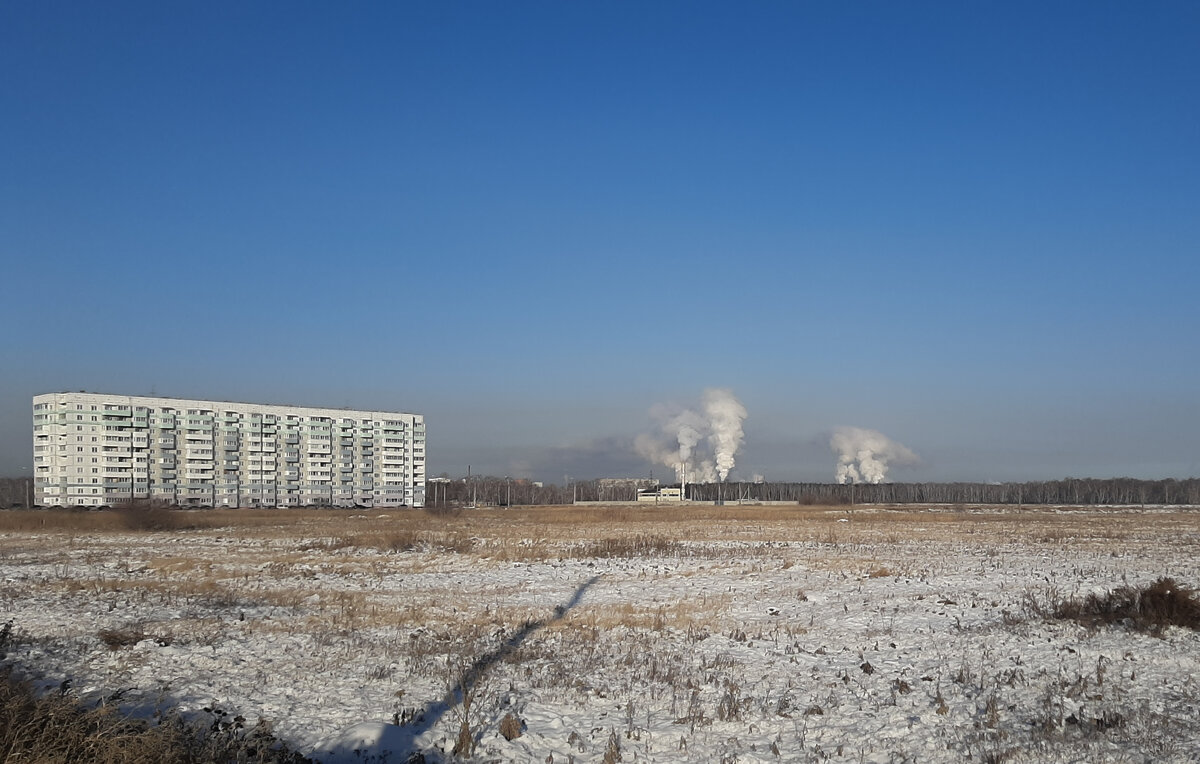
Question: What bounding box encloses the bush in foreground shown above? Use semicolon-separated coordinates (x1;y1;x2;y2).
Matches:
113;501;186;532
0;667;310;763
1054;577;1200;635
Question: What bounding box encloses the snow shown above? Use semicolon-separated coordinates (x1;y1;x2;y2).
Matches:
311;722;421;764
3;507;1200;762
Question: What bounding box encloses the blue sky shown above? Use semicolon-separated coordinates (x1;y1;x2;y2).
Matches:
3;2;1198;483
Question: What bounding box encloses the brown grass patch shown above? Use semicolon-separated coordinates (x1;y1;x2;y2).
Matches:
114;503;188;532
571;534;685;558
1054;577;1200;635
499;712;523;740
97;624;150;650
0;666;309;763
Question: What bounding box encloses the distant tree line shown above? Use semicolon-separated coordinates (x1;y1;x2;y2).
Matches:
5;474;1195;509
427;476;1200;507
685;478;1200;506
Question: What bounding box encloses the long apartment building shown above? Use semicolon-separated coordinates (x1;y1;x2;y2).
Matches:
33;392;425;508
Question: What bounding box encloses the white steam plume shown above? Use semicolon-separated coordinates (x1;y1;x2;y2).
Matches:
635;388;749;483
829;426;918;484
704;388;748;481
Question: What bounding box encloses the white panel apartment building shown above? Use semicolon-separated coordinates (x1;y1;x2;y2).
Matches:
33;392;425;508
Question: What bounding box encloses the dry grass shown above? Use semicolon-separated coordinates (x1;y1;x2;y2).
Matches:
1053;577;1200;635
97;624;151;650
498;712;523;741
5;504;1200;761
570;534;686;558
0;667;309;763
0;503;1160;551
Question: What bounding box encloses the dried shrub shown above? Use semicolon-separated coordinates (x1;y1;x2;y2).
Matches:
452;718;473;757
384;530;422;552
573;535;683;559
299;536;359;552
602;729;622;764
0;666;310;763
0;620;12;660
498;712;523;741
1054;577;1200;635
98;625;147;650
114;502;184;532
433;533;475;554
716;683;745;721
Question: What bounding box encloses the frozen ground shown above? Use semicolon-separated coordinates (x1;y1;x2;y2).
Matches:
2;504;1200;763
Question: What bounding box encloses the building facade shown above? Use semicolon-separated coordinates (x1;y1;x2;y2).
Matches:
33;392;425;508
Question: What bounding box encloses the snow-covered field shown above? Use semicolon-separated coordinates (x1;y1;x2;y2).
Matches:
3;505;1200;763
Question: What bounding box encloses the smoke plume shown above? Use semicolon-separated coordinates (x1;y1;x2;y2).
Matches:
636;388;748;483
829;426;918;484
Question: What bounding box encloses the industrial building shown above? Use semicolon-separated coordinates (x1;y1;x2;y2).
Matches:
636;486;683;503
32;392;425;508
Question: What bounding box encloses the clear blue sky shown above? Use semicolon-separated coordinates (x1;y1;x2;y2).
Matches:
3;2;1198;483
